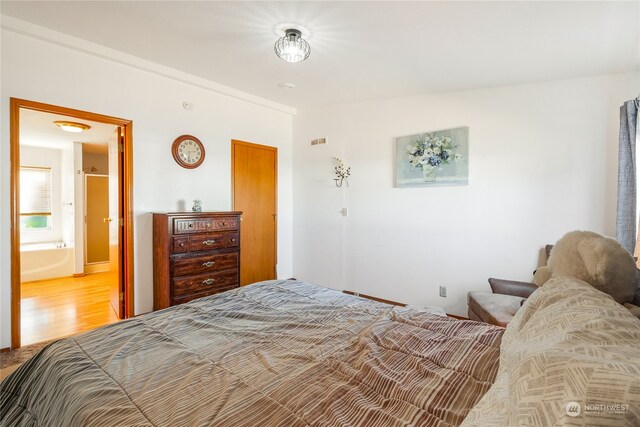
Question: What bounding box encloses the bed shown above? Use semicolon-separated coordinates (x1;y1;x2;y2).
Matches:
1;280;503;426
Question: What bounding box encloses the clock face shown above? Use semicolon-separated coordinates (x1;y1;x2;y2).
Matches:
171;135;205;169
178;139;201;164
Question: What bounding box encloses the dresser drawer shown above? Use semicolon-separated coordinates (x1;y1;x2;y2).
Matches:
188;233;226;251
173;217;239;234
213;217;238;231
172;252;238;277
172;236;189;253
174;218;214;234
175;233;233;253
172;270;238;298
226;233;239;248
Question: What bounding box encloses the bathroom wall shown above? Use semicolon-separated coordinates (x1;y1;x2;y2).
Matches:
60;145;74;245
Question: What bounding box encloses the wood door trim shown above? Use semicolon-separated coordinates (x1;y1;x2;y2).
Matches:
10;98;135;349
122;125;135;318
10;99;20;350
230;139;278;272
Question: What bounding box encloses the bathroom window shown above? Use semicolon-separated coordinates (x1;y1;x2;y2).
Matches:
20;166;52;230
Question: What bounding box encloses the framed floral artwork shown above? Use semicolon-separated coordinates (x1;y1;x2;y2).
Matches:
395;126;469;187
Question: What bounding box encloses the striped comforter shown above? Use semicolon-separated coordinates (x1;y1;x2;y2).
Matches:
1;280;503;426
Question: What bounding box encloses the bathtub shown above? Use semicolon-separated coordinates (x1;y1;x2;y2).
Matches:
20;242;75;282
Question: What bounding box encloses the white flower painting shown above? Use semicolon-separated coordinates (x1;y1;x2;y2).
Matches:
395;127;469;187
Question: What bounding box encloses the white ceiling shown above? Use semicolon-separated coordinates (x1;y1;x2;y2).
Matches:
2;1;639;108
20;109;118;150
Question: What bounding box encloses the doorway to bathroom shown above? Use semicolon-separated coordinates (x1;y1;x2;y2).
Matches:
10;98;134;349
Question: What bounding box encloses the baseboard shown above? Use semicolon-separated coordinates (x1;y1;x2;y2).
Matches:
342;289;468;320
343;290;406;307
22;275;74;284
446;313;469;320
0;347;10;353
84;263;109;274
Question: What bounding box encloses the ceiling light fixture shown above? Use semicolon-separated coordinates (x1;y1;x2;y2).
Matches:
54;121;91;133
274;28;310;63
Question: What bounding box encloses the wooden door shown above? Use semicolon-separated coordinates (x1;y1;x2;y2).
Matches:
85;175;110;263
108;128;124;318
232;140;277;285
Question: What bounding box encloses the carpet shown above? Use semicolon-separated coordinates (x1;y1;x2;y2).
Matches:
0;340;55;380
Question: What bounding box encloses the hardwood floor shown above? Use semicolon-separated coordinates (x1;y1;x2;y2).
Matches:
21;272;120;346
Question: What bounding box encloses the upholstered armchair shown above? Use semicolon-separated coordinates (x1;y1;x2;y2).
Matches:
468;278;538;326
467;245;552;327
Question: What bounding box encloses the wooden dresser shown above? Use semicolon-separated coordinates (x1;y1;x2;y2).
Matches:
152;211;242;310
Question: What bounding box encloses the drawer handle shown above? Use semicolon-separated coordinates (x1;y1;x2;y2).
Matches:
202;240;216;246
221;221;226;226
230;238;236;243
179;243;185;247
188;223;194;228
202;261;216;267
202;278;215;285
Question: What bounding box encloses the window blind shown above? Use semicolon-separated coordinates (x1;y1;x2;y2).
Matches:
20;167;52;215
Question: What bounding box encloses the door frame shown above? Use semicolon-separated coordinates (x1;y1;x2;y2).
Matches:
10;98;135;349
230;139;278;282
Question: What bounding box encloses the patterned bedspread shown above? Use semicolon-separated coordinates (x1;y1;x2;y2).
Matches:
1;280;503;426
461;277;640;426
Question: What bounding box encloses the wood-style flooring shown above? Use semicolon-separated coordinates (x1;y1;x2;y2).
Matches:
21;272;120;346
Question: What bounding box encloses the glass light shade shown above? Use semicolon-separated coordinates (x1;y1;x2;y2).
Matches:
274;29;310;63
54;121;91;133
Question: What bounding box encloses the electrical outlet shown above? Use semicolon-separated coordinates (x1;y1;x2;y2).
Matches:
439;286;447;298
340;208;348;217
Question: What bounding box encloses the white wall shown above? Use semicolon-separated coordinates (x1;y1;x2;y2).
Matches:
73;142;84;275
0;29;294;348
293;73;639;316
60;145;74;245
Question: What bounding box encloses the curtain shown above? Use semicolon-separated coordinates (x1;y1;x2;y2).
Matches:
616;99;638;254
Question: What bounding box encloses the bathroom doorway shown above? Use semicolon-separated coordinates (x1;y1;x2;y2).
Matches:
85;174;109;267
83;145;110;274
10;99;134;349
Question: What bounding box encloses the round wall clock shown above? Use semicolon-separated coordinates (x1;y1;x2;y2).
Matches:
172;135;205;169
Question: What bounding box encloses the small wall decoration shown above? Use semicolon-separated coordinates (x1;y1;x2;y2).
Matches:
395;126;468;187
333;157;351;187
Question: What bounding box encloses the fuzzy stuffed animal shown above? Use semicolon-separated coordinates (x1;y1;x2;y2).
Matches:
534;231;640;314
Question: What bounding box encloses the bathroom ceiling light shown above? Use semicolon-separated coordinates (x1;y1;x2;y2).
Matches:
274;28;310;63
54;121;91;133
